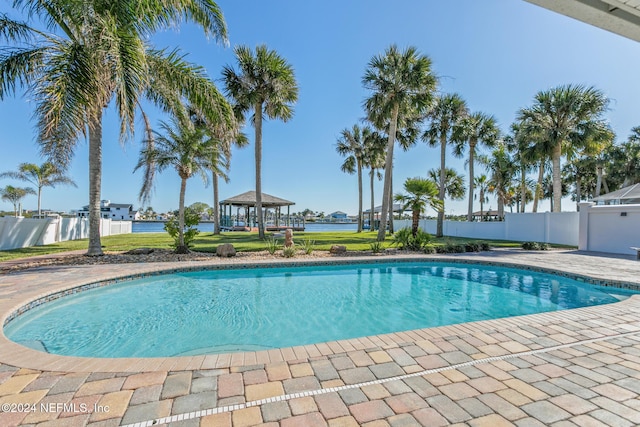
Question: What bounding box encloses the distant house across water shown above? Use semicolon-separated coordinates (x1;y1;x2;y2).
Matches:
328;211;348;220
75;200;140;220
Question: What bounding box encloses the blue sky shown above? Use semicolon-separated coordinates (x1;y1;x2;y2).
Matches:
2;0;640;216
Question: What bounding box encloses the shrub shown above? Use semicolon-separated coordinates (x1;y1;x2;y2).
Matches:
265;237;279;255
392;228;432;251
282;245;296;258
301;238;315;255
479;241;491;251
522;241;549;250
164;207;200;252
369;241;385;253
464;242;480;252
423;244;436;254
436;242;467;254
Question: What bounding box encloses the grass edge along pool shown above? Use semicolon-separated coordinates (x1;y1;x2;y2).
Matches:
4;261;637;358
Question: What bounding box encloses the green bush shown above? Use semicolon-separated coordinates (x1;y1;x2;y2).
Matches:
522;241;549;250
392;228;432;251
301;238;315;255
436;242;467;254
164;207;200;252
464;242;480;252
423;244;436;254
369;241;385;253
479;241;491;251
282;245;296;258
265;237;279;255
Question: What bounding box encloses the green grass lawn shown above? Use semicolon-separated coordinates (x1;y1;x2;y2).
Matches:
0;230;536;262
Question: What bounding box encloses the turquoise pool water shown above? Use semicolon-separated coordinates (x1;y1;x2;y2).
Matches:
4;262;633;358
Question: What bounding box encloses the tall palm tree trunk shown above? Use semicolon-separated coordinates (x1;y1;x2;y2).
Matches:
436;134;446;237
533;160;544;213
520;164;526;213
467;141;476;221
357;161;363;232
177;176;188;253
213;174;221;234
497;189;505;218
377;104;399;241
388;174;394;233
575;176;582;211
411;208;420;236
87;112;104;256
37;185;42;217
369;170;375;231
254;103;265;239
551;144;562;212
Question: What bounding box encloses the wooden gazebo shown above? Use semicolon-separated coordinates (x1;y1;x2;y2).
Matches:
219;191;303;231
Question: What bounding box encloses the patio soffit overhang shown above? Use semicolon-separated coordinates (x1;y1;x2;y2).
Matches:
525;0;640;42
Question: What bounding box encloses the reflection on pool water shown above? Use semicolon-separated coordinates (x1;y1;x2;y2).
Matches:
4;262;634;358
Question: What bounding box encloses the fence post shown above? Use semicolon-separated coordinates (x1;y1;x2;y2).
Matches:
544;212;550;243
578;202;594;251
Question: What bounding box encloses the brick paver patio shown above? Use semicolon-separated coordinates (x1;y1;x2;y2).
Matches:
1;249;639;426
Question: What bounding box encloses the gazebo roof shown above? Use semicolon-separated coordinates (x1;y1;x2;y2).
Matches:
593;183;640;203
364;204;405;213
220;191;294;207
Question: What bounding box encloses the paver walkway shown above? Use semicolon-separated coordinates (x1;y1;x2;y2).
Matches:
0;249;639;426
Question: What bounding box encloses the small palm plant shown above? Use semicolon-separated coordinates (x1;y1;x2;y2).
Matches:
135;117;226;253
0;185;36;217
0;162;76;217
301;238;315;255
265;237;279;255
394;177;443;236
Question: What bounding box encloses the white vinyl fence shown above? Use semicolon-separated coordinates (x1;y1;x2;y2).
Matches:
393;211;579;246
0;216;132;251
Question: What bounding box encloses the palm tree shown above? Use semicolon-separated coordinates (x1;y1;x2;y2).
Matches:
135;118;226;253
1;1;232;256
504;122;537;212
1;185;35;217
363;130;386;230
394;177;442;236
0;162;76;216
223;45;299;239
455;112;499;221
605;128;640;189
563;157;596;208
518;84;610;212
336;124;370;232
188;108;248;234
541;172;569;211
363;45;437;241
427;168;466;202
473;175;490;221
423;93;468;236
481;144;515;219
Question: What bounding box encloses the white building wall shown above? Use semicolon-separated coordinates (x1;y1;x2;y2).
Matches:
579;202;640;255
0;217;132;251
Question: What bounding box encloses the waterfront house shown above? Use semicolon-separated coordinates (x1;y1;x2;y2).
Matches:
75;200;140;220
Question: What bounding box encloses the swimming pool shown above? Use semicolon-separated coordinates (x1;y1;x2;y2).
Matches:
4;262;634;358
